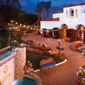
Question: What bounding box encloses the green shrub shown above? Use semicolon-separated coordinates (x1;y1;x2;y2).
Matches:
0;29;10;49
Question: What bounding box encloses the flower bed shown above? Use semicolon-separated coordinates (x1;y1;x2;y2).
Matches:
27;48;66;60
76;65;85;85
19;43;29;47
29;43;51;51
70;43;82;52
12;40;19;46
11;31;25;36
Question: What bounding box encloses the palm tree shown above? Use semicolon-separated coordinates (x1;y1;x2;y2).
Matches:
44;1;51;19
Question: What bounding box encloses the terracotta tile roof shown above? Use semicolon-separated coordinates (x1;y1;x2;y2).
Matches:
53;12;63;14
64;3;85;8
41;18;60;21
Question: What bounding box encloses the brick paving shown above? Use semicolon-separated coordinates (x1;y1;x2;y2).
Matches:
24;32;85;85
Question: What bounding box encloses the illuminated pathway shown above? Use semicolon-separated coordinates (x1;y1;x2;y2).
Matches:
24;32;85;85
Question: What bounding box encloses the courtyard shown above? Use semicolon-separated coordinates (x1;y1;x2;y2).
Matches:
23;32;85;85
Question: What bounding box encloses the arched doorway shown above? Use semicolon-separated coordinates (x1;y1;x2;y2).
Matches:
42;28;47;36
60;24;68;38
75;24;85;40
52;27;59;38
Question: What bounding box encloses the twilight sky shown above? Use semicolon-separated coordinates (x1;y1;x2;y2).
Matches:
19;0;85;13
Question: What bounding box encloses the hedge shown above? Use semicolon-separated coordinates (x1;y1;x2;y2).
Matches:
0;29;10;49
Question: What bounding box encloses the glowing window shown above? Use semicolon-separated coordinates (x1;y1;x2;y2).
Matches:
70;8;74;17
66;10;68;18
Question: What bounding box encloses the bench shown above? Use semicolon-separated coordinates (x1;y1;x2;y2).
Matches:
65;37;73;42
40;58;55;69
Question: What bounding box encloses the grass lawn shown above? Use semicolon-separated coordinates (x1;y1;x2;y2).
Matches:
26;50;63;70
11;34;31;44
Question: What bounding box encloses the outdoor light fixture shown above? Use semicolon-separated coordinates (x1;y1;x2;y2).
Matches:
20;24;22;26
58;39;60;55
24;25;26;27
16;22;18;24
27;26;28;28
11;20;13;22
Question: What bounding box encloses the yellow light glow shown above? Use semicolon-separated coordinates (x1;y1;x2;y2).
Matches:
20;24;22;26
24;25;26;27
11;20;13;22
16;22;18;24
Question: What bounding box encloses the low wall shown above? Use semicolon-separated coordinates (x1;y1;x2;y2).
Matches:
0;46;10;53
0;47;26;85
0;53;16;85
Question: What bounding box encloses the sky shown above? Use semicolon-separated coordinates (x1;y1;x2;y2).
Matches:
19;0;85;13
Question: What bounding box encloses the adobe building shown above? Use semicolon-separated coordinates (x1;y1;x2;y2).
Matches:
40;3;85;42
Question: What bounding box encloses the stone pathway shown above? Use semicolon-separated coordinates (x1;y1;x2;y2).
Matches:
24;32;85;85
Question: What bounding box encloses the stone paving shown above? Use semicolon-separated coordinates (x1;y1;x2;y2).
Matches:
24;32;85;85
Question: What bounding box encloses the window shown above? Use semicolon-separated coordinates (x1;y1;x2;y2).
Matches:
70;8;74;17
84;9;85;13
66;10;68;18
75;9;78;17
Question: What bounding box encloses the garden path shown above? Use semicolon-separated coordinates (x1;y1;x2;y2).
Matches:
23;32;85;85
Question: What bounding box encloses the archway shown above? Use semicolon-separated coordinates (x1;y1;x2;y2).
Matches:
52;27;59;38
70;8;74;18
42;28;47;36
75;24;85;40
60;24;68;38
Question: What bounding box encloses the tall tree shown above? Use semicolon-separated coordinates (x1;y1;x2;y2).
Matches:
41;1;45;20
0;0;21;28
36;2;43;25
44;1;51;19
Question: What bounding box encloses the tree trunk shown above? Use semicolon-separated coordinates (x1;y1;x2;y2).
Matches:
46;9;48;19
42;9;44;20
38;11;41;26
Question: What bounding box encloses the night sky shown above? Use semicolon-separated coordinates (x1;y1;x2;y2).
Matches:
19;0;85;13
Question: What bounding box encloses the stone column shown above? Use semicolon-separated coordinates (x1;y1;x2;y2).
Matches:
13;47;26;80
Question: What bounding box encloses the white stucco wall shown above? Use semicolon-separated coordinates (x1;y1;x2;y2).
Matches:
40;4;85;32
81;5;85;13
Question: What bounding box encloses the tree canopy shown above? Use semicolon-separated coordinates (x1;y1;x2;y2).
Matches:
17;12;37;25
0;0;21;28
36;1;51;23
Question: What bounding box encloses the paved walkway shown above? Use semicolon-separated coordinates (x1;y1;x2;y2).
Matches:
24;32;85;85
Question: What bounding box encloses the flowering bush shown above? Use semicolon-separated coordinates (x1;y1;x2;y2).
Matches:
27;61;32;68
12;40;19;46
76;65;85;85
82;50;85;57
11;32;17;36
27;48;66;60
55;46;64;50
29;43;51;51
70;43;82;52
23;61;32;74
19;43;28;47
